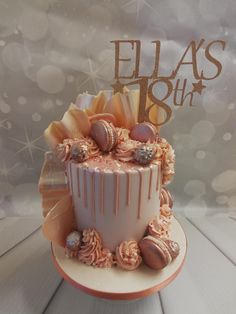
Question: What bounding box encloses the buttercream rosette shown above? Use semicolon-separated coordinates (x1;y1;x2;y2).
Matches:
115;240;142;270
78;228;114;268
147;218;170;238
147;203;174;239
160;204;173;220
114;138;140;162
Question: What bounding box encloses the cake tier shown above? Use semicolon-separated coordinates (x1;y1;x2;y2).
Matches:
67;156;162;252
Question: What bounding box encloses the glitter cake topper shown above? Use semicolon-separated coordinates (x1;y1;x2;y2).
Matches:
111;39;226;126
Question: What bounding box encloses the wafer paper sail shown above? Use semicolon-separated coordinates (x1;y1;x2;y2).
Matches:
42;195;75;247
44;88;163;150
39;152;69;217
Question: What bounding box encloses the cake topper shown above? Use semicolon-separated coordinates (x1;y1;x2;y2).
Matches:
111;39;226;126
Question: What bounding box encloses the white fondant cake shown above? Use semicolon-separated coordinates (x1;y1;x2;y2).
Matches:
67;157;162;251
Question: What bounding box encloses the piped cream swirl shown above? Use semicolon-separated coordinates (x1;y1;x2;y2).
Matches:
160;204;173;220
157;138;175;185
84;137;100;157
114;139;140;162
115;240;142;270
147;214;172;239
78;228;114;268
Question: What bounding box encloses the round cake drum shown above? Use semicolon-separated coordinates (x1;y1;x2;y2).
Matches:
51;217;187;300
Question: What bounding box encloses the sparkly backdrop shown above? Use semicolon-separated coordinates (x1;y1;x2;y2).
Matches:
0;0;235;217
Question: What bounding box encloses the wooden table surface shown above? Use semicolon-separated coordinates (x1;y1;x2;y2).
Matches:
0;213;236;314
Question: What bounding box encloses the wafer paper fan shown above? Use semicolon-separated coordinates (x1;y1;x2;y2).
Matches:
39;152;69;217
42;195;75;247
44;121;72;149
104;91;137;128
75;93;95;110
84;108;95;116
89;113;117;126
91;90;107;114
61;108;91;138
43;88;163;151
103;93;121;126
126;89;140;124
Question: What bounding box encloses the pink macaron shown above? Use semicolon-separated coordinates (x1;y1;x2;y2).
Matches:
130;122;158;143
139;235;179;270
90;120;118;152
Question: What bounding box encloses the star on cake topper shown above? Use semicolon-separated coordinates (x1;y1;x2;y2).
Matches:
111;80;125;94
192;80;206;94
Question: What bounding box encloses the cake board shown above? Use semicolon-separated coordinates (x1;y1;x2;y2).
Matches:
51;217;187;301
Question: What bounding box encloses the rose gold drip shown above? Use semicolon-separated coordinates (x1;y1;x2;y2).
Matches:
83;168;87;208
137;170;143;219
69;162;74;196
114;172;119;216
156;162;160;191
100;171;104;214
66;163;71;194
148;167;153;199
77;167;80;198
66;163;71;193
126;171;131;206
91;171;95;221
159;162;162;198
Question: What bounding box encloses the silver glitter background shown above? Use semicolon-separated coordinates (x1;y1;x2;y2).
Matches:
0;0;235;217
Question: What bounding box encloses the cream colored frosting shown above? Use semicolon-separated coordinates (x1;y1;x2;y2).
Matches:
115;240;142;270
114;137;175;183
95;248;114;268
157;138;175;185
56;138;75;162
78;228;114;268
114;139;140;162
160;204;173;220
116;127;130;142
147;218;163;238
147;215;171;239
81;153;145;171
84;137;100;157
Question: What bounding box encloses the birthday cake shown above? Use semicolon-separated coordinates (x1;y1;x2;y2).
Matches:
39;89;180;271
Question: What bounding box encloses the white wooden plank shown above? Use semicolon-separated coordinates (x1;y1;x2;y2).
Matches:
160;217;236;314
0;210;6;219
44;281;163;314
187;215;236;264
0;229;61;314
0;217;42;256
228;212;236;221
